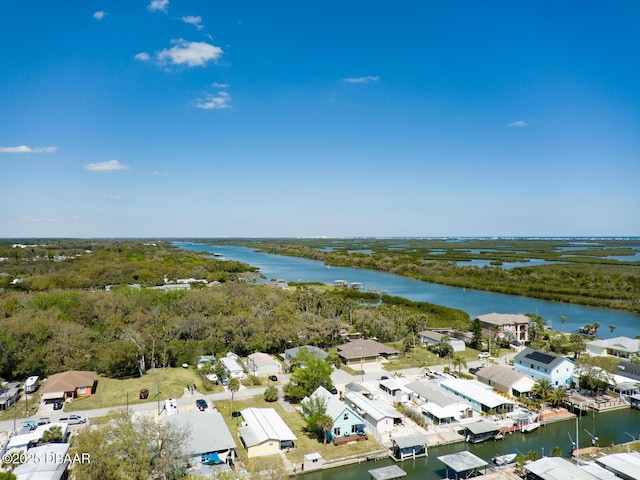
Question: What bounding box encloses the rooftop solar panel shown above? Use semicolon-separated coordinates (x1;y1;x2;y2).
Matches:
524;351;557;365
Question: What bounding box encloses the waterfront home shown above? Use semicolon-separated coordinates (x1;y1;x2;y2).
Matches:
525;456;616;480
283;345;329;367
418;330;465;352
390;433;428;461
344;391;404;441
439;378;515;414
303;387;365;441
165;410;236;468
39;370;96;406
404;380;473;424
586;336;640;359
475;365;535;398
596;452;640;480
247;352;281;377
238;408;297;457
513;347;575;388
476;313;530;344
618;361;640;381
463;420;501;443
336;339;400;366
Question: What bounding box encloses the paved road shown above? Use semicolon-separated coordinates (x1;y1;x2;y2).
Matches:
1;350;519;434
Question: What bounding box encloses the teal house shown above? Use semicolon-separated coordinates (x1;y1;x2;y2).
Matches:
305;387;365;442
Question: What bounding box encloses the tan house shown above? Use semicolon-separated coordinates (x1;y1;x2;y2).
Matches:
476;313;530;344
40;370;97;404
336;339;400;366
475;365;535;398
238;408;297;457
247;352;281;377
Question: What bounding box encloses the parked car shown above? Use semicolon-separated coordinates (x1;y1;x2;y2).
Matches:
139;389;149;400
268;375;278;382
196;399;208;411
59;414;86;425
469;367;479;374
37;417;51;426
380;375;389;381
23;420;38;430
53;400;63;410
478;352;490;359
221;377;229;386
328;386;338;395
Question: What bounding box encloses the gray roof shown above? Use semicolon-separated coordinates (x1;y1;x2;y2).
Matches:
476;313;531;326
596;452;640;480
337;339;400;360
514;347;570;370
391;433;429;449
305;386;363;424
165;410;236;455
418;330;446;341
239;408;296;447
344;391;404;422
476;365;535;388
13;443;70;480
284;345;328;362
465;420;500;435
437;451;488;472
368;465;408;480
404;380;467;408
525;457;605;480
589;337;640;354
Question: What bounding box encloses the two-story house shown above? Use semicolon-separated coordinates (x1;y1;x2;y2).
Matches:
513;347;574;388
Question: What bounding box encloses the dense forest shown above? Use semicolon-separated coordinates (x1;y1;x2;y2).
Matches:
0;240;468;381
208;238;640;313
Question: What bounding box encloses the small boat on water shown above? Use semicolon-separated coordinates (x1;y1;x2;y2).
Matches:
492;453;517;466
521;422;540;433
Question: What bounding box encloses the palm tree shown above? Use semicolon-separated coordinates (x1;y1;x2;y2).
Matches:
452;354;467;373
228;377;241;418
531;378;553;404
549;387;567;408
609;324;616;338
560;316;566;334
317;414;334;444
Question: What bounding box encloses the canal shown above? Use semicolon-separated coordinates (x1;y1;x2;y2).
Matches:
175;242;640;338
298;409;640;479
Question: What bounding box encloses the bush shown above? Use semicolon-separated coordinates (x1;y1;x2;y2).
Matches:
264;386;278;402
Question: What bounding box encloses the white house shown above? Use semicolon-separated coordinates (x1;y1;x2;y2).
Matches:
220;356;245;379
378;378;410;403
586;337;640;359
343;391;403;441
405;380;473;424
418;330;466;352
247;353;281;377
513;347;575;388
439;378;515;414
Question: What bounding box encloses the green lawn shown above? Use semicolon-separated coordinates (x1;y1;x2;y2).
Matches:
215;396;384;474
0;395;40;422
64;367;207;412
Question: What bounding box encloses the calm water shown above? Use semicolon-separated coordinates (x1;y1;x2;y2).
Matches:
176;242;640;338
297;409;640;480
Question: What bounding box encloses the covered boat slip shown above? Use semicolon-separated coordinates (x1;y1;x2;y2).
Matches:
390;433;428;461
368;465;407;480
463;420;501;444
437;451;489;479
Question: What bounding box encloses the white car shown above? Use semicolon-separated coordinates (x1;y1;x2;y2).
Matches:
478;352;490;359
59;414;86;425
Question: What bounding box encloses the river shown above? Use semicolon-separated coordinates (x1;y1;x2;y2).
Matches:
175;242;640;338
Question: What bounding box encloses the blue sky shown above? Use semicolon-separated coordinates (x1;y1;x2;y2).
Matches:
1;1;639;238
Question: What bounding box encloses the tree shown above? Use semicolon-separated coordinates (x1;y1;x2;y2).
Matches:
559;316;566;334
228;377;241;417
452;354;467;373
264;386;278;402
531;379;553;403
317;413;334;444
285;350;333;403
0;473;17;480
568;333;586;359
42;425;63;443
551;446;563;457
609;324;616;337
470;318;483;350
549;387;567;408
301;395;329;440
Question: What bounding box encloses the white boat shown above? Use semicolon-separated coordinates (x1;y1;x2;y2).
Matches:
521;422;540;433
492;453;517;466
25;376;39;393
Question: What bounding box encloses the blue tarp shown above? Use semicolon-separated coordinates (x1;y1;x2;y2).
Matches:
201;452;222;465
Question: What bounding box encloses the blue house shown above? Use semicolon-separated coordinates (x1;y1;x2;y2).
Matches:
304;387;365;442
513;347;575;388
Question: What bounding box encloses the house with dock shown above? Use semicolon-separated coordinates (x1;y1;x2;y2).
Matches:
439;378;515;414
475;365;535;398
344;391;404;441
513;347;575;388
390;433;428;461
404;380;473;424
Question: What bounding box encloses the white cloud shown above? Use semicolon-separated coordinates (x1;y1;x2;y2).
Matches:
135;52;151;61
181;15;203;30
212;82;229;88
0;145;57;154
108;195;126;201
84;160;130;172
157;39;223;67
93;11;107;20
508;120;528;127
194;91;231;110
147;0;169;12
343;75;380;84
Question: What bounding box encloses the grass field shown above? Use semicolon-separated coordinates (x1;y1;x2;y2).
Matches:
64;367;206;412
214;396;383;474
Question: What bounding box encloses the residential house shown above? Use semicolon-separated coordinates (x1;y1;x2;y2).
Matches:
475;365;535;398
404;380;473;424
586;337;640;359
525;456;618;480
513;347;575;388
165;410;236;468
336;339;400;366
378;378;410;403
418;331;465;352
219;356;245;379
283;345;328;367
439;378;515;414
247;353;281;377
40;370;97;405
5;422;69;453
12;443;71;480
476;313;530;344
303;387;365;441
0;382;20;411
343;391;404;441
618;361;640;382
238;408;297;457
596;452;640;480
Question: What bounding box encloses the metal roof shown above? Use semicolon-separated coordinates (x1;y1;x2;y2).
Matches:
391;433;428;449
165;410;236;455
437;451;488;472
368;465;407;480
596;452;640;480
239;407;297;447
